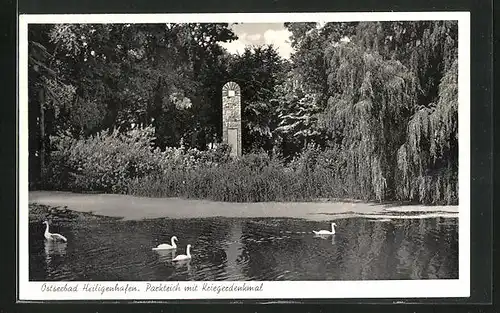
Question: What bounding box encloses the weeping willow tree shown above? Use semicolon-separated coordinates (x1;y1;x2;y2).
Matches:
383;20;459;204
396;60;458;204
287;20;458;204
319;42;420;201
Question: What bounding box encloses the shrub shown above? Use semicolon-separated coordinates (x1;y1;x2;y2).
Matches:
47;127;155;192
45;126;234;194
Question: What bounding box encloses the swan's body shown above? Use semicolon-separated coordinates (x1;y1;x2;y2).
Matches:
313;222;337;235
173;244;192;261
153;236;178;251
43;221;67;242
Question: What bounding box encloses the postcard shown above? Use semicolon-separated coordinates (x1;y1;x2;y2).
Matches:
18;12;470;301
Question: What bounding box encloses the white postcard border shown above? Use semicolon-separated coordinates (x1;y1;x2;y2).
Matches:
18;11;471;301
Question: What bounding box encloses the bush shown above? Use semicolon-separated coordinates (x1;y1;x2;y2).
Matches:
46;127;154;192
45;126;232;193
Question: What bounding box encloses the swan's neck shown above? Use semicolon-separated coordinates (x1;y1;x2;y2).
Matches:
186;246;191;257
331;224;335;232
44;224;50;235
171;238;177;247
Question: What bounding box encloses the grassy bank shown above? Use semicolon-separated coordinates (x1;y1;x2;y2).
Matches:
29;203;120;224
126;161;348;202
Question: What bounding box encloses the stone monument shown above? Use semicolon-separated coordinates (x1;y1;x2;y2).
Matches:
222;81;242;157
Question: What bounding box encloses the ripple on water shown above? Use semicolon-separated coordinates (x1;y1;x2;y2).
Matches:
29;217;458;281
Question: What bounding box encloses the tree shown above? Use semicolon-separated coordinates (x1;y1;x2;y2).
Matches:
137;23;237;150
30;23;237;147
284;22;357;97
353;21;458;106
28;23;238;187
319;42;419;201
227;45;287;153
350;21;458;203
273;73;324;159
28;25;77;185
284;20;458;203
396;60;458;204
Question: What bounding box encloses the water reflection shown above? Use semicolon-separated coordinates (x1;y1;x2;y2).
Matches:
314;233;337;246
155;249;176;262
29;217;458;281
43;240;67;277
44;240;67;257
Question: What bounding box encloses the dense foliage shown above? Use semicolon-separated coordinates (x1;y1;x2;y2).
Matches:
45;126;232;194
29;21;458;204
281;21;459;204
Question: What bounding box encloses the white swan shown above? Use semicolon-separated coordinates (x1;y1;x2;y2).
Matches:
313;222;337;235
152;236;178;251
173;244;192;261
42;221;68;242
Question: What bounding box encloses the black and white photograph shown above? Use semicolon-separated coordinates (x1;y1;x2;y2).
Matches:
18;12;470;300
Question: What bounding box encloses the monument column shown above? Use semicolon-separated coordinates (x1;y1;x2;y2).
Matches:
222;82;242;157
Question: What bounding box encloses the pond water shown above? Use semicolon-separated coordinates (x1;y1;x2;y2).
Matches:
29;217;458;281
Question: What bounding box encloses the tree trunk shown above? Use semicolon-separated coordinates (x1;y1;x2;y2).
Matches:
39;87;46;180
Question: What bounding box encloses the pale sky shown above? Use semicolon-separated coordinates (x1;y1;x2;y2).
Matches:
219;23;294;59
